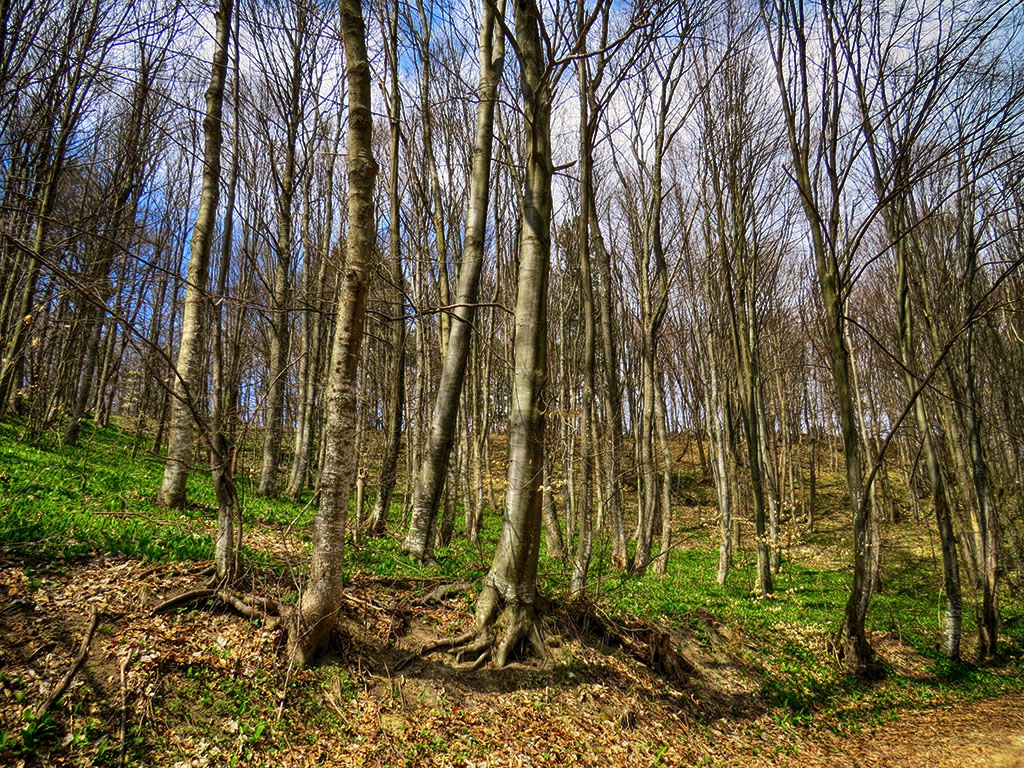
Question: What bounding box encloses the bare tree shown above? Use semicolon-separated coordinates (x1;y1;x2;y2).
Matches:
441;0;552;666
763;0;878;674
288;0;378;666
158;0;232;510
402;0;507;563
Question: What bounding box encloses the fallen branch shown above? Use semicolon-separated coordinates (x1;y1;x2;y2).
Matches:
36;608;100;719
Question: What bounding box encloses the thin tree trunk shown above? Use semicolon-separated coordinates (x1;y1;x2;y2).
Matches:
592;220;628;571
287;0;377;666
286;125;337;501
158;0;231;509
570;3;598;589
259;3;308;499
653;374;673;575
369;0;406;534
542;455;565;559
965;323;999;660
402;0;506;562
211;5;241;581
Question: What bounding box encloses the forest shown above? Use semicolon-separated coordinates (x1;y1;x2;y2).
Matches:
2;0;1024;764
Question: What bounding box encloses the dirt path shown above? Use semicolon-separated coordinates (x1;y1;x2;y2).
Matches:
794;693;1024;767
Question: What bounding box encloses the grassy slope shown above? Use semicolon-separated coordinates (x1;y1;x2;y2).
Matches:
1;419;1022;766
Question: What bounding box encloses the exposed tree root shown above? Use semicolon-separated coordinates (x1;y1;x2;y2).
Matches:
420;630;479;656
151;588;287;628
491;602;548;668
151;588;217;615
37;607;99;719
412;581;471;607
419;585;550;670
570;601;696;685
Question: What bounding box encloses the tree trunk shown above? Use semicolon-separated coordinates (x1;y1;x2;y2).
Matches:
287;0;377;667
470;0;551;666
705;330;734;585
402;0;506;562
892;205;962;659
965;324;999;660
211;4;241;581
569;0;601;591
369;1;406;534
158;0;231;509
765;0;876;674
542;455;565;559
285;116;340;504
591;220;628;571
653;374;673;575
259;2;308;499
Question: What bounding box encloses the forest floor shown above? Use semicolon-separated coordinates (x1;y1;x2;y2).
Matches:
2;550;1023;767
2;421;1024;766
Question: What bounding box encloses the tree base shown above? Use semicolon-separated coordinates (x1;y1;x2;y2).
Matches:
422;585;549;669
287;592;340;668
833;625;885;680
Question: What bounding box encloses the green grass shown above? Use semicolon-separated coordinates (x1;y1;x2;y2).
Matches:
0;418;314;563
0;419;212;560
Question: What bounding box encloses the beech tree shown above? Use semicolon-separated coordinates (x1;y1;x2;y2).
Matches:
288;0;378;666
763;0;879;674
441;0;552;666
402;0;507;562
366;0;407;534
0;0;130;413
158;0;232;511
5;0;1024;683
695;3;789;594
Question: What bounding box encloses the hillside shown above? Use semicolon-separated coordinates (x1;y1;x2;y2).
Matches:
1;420;1023;766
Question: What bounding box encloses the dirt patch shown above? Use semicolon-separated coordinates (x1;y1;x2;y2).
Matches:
794;694;1024;767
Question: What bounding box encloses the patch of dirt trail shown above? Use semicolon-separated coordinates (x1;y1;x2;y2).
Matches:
793;694;1024;767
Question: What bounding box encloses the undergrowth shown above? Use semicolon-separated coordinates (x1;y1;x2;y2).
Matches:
1;416;1023;752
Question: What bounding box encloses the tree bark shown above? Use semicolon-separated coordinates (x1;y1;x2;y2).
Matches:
369;0;406;535
287;0;377;667
470;0;551;666
402;0;506;563
158;0;231;509
258;4;307;499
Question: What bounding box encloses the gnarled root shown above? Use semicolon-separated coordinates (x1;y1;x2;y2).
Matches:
421;585;549;670
492;601;548;668
152;588;287;629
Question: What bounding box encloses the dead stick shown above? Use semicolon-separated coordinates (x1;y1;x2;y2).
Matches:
118;658;129;768
37;608;100;719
